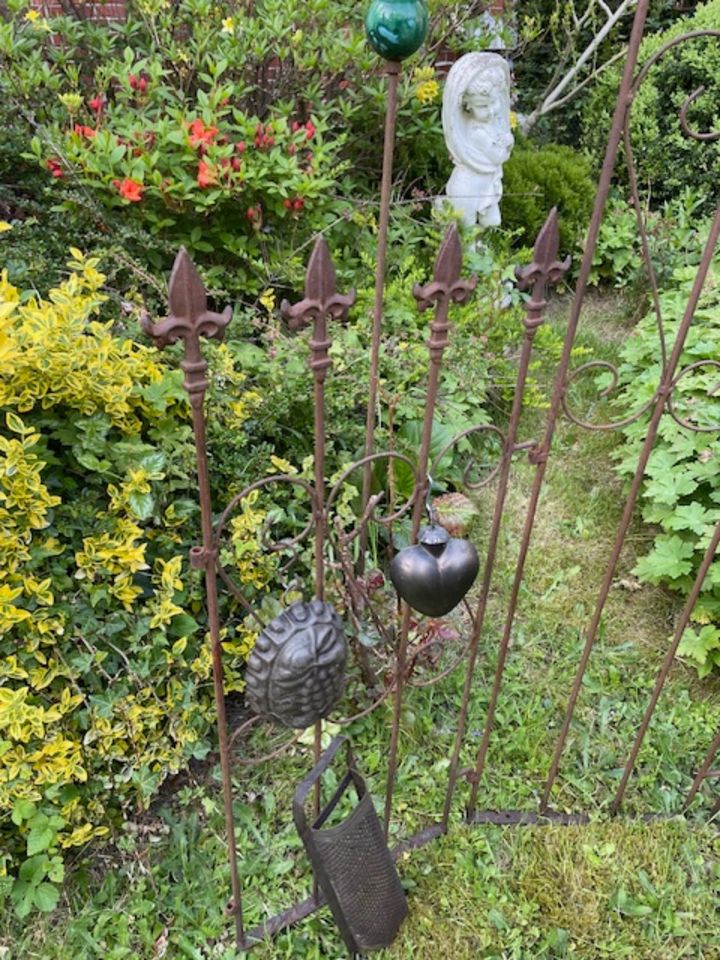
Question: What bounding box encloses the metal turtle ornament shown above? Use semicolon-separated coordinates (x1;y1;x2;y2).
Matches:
389;525;479;618
245;600;348;729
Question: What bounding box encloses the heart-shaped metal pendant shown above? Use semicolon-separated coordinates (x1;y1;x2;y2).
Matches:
389;525;479;617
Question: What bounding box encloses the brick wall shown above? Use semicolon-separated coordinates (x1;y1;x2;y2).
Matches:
30;0;502;27
30;0;127;21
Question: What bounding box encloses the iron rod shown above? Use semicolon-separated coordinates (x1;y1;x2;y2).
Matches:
384;225;475;835
541;203;720;812
443;314;542;827
361;61;402;549
684;727;720;811
612;517;720;812
192;403;245;946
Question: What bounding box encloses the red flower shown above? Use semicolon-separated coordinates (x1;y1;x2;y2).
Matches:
197;160;216;188
129;74;148;94
46;158;63;179
305;120;316;140
231;157;242;171
293;197;304;211
283;198;293;209
291;121;301;133
246;206;258;221
73;124;96;139
188;119;218;148
235;141;246;154
88;95;105;114
113;177;144;202
288;144;296;156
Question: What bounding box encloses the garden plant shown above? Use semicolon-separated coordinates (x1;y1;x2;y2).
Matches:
1;0;720;958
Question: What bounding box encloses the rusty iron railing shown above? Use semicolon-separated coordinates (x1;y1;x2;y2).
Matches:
141;1;720;949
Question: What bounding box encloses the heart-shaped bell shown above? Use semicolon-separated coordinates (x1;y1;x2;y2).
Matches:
389;525;479;618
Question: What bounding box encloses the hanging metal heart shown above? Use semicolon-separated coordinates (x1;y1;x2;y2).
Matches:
389;525;479;618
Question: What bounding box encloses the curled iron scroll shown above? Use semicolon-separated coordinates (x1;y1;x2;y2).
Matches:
666;360;720;433
325;451;419;545
561;360;657;432
213;473;317;627
430;423;507;491
563;29;720;436
679;86;720;143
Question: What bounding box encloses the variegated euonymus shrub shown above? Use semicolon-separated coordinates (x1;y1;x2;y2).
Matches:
0;252;264;915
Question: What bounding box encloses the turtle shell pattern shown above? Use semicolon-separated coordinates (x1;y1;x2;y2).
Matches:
245;599;347;729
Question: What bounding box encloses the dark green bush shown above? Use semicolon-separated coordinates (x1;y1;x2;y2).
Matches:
583;0;720;209
500;139;595;254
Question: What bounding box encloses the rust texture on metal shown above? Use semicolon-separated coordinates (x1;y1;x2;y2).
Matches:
384;222;476;836
446;208;569;828
142;248;245;947
361;60;402;554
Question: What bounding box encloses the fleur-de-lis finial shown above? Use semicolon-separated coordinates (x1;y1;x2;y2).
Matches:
413;222;477;312
281;235;355;382
412;223;477;365
141;247;232;404
515;208;571;329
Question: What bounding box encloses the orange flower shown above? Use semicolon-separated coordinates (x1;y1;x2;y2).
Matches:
113;178;144;202
188;119;218;147
197;160;216;188
73;124;96;138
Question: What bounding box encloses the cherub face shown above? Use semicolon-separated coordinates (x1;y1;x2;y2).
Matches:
462;67;509;125
463;82;493;122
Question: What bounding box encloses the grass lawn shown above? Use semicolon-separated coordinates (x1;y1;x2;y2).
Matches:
5;292;720;960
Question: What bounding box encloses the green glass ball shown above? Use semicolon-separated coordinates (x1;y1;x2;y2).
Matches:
365;0;429;61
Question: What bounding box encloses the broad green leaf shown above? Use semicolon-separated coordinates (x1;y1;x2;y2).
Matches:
33;883;59;912
633;536;695;583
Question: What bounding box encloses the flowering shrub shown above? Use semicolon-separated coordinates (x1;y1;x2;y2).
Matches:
0;251;268;915
0;0;501;298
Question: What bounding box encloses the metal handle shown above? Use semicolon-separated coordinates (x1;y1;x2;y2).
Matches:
293;735;364;836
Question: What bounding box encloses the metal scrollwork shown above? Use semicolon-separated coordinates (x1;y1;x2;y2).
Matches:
666;360;720;433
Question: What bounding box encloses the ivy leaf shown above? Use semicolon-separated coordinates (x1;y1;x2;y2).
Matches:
633;536;695;583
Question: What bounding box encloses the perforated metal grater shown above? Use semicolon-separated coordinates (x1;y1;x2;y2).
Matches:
293;736;408;954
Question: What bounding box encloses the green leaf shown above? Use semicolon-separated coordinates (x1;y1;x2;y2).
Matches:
11;880;34;919
128;491;155;520
633;536;695;583
27;817;55;856
33;883;59;913
643;470;698;507
678;625;720;666
11;798;36;826
5;411;27;435
169;613;200;638
139;451;165;478
664;502;717;535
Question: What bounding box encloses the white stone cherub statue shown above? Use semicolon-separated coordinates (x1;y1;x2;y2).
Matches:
440;52;514;228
